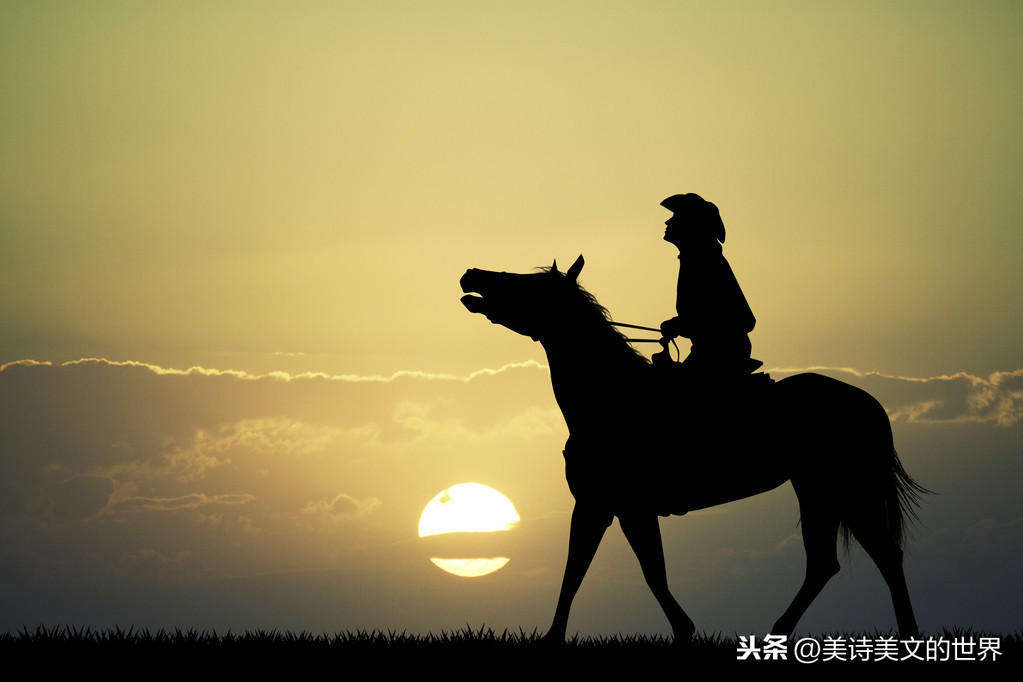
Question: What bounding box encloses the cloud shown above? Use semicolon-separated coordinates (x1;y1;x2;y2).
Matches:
0;359;51;371
775;367;1023;426
0;356;565;588
156;417;350;482
300;493;381;520
5;356;549;384
1;356;1019;626
107;493;256;514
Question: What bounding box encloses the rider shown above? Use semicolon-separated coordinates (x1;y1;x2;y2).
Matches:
656;193;761;379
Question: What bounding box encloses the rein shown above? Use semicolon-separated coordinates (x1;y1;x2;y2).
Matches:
610;320;681;360
609;320;661;340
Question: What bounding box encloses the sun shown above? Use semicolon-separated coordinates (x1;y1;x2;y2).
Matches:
419;483;519;577
428;557;510;578
419;483;519;537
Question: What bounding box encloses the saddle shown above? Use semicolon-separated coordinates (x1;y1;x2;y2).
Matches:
648;351;775;436
652;349;773;388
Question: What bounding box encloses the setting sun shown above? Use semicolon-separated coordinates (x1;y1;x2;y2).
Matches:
419;483;520;577
419;483;519;537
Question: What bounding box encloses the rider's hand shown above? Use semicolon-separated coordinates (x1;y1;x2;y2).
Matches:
660;318;680;339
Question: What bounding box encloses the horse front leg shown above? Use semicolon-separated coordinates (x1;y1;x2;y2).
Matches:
618;512;696;644
545;502;613;643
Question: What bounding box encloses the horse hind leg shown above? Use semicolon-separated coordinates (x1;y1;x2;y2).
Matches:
771;506;841;636
846;514;919;638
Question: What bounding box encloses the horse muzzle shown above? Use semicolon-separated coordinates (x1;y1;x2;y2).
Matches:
460;269;492;315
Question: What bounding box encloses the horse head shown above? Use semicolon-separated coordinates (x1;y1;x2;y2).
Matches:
460;255;585;341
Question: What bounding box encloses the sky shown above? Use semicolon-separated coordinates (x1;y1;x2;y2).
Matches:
2;1;1022;638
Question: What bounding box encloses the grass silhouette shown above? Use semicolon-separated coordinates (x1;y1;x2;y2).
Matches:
2;626;1018;669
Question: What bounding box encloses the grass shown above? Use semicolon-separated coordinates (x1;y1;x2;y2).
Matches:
2;626;1019;669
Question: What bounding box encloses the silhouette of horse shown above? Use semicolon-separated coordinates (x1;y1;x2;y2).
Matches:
460;255;925;643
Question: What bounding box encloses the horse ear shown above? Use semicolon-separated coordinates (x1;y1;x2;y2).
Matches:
566;255;584;281
551;259;559;274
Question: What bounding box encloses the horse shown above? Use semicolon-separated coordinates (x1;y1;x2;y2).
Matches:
459;255;926;643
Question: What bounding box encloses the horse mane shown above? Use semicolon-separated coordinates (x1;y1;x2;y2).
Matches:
538;267;651;365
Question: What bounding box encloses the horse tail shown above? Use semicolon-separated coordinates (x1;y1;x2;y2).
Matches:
887;445;931;549
837;413;930;552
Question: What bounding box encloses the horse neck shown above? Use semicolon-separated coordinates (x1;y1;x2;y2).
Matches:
538;306;646;434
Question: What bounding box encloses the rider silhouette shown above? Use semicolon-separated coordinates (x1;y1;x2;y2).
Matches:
656;193;761;378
